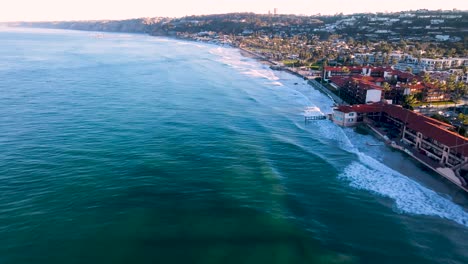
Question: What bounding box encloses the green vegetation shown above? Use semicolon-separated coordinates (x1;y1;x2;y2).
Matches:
431;114;451;124
402;95;417;109
282;60;302;67
431;113;467;137
11;10;467;68
411;101;458;107
458;113;468;126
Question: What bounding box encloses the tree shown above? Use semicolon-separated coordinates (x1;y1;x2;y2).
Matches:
453;82;468;103
382;82;392;100
423;72;431;84
446;74;456;93
383;53;390;66
402;94;417;109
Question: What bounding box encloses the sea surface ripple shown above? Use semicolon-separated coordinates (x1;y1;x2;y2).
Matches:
0;27;467;264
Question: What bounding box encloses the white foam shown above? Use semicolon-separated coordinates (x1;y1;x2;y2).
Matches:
325;124;468;226
269;81;283;86
242;69;280;81
318;122;356;152
208;46;468;226
209;47;284;83
265;62;468;227
340;157;468;227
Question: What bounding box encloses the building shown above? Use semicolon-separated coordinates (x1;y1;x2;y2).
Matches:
404;56;468;70
332;104;381;127
323;66;365;80
327;66;451;104
333;103;468;170
338;77;383;105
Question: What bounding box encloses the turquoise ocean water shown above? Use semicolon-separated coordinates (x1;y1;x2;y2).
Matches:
0;27;467;264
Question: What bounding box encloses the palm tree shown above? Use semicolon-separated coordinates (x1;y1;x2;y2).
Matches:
382;82;392;100
446;75;456;93
453;82;468;103
383;53;390;66
423;72;431;84
403;94;417;109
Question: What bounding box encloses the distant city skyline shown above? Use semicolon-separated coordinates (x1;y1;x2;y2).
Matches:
2;0;467;22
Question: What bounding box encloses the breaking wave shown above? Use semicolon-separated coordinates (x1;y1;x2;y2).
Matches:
325;117;468;227
210;43;468;227
340;156;468;227
317;109;468;227
210;47;282;83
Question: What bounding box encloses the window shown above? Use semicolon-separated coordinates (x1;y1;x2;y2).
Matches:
349;113;355;117
348;118;354;122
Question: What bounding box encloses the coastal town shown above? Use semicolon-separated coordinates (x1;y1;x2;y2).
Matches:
3;1;468;262
8;10;468;192
163;11;468;193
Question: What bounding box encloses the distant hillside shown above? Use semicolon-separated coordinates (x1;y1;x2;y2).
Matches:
6;17;169;34
5;10;468;43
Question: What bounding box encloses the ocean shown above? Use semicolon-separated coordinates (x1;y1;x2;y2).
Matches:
0;27;467;264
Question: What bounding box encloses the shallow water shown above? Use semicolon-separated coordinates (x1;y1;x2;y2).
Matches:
0;27;467;264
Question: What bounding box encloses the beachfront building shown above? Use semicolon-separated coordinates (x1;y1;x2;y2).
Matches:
333;103;468;169
327;66;454;104
333;103;468;190
331;76;383;105
332;109;357;127
332;104;381;127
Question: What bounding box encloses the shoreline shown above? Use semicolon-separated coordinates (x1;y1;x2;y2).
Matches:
234;45;346;105
231;43;468;196
365;123;468;194
202;36;468;196
9;26;467;196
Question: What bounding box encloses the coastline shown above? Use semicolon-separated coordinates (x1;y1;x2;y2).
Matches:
237;47;277;66
9;26;467;197
231;45;468;197
365;123;468;194
186;34;468;197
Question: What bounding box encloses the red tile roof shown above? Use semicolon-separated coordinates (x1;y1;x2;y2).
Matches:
335;103;468;154
335;104;382;114
408;120;468;154
329;76;349;87
350;77;383;91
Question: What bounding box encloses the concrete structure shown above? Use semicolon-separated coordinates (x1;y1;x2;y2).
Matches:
332;103;468;191
332;109;357;126
332;104;468;168
366;89;382;104
330;76;383;105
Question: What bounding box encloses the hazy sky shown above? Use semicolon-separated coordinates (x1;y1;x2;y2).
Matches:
2;0;467;21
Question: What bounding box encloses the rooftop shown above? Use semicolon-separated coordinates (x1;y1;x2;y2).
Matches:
335;103;468;154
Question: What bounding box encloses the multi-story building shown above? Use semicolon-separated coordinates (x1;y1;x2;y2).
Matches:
333;103;468;168
327;66;452;104
337;77;383;105
405;56;468;70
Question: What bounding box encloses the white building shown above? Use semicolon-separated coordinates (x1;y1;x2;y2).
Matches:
332;109;358;127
